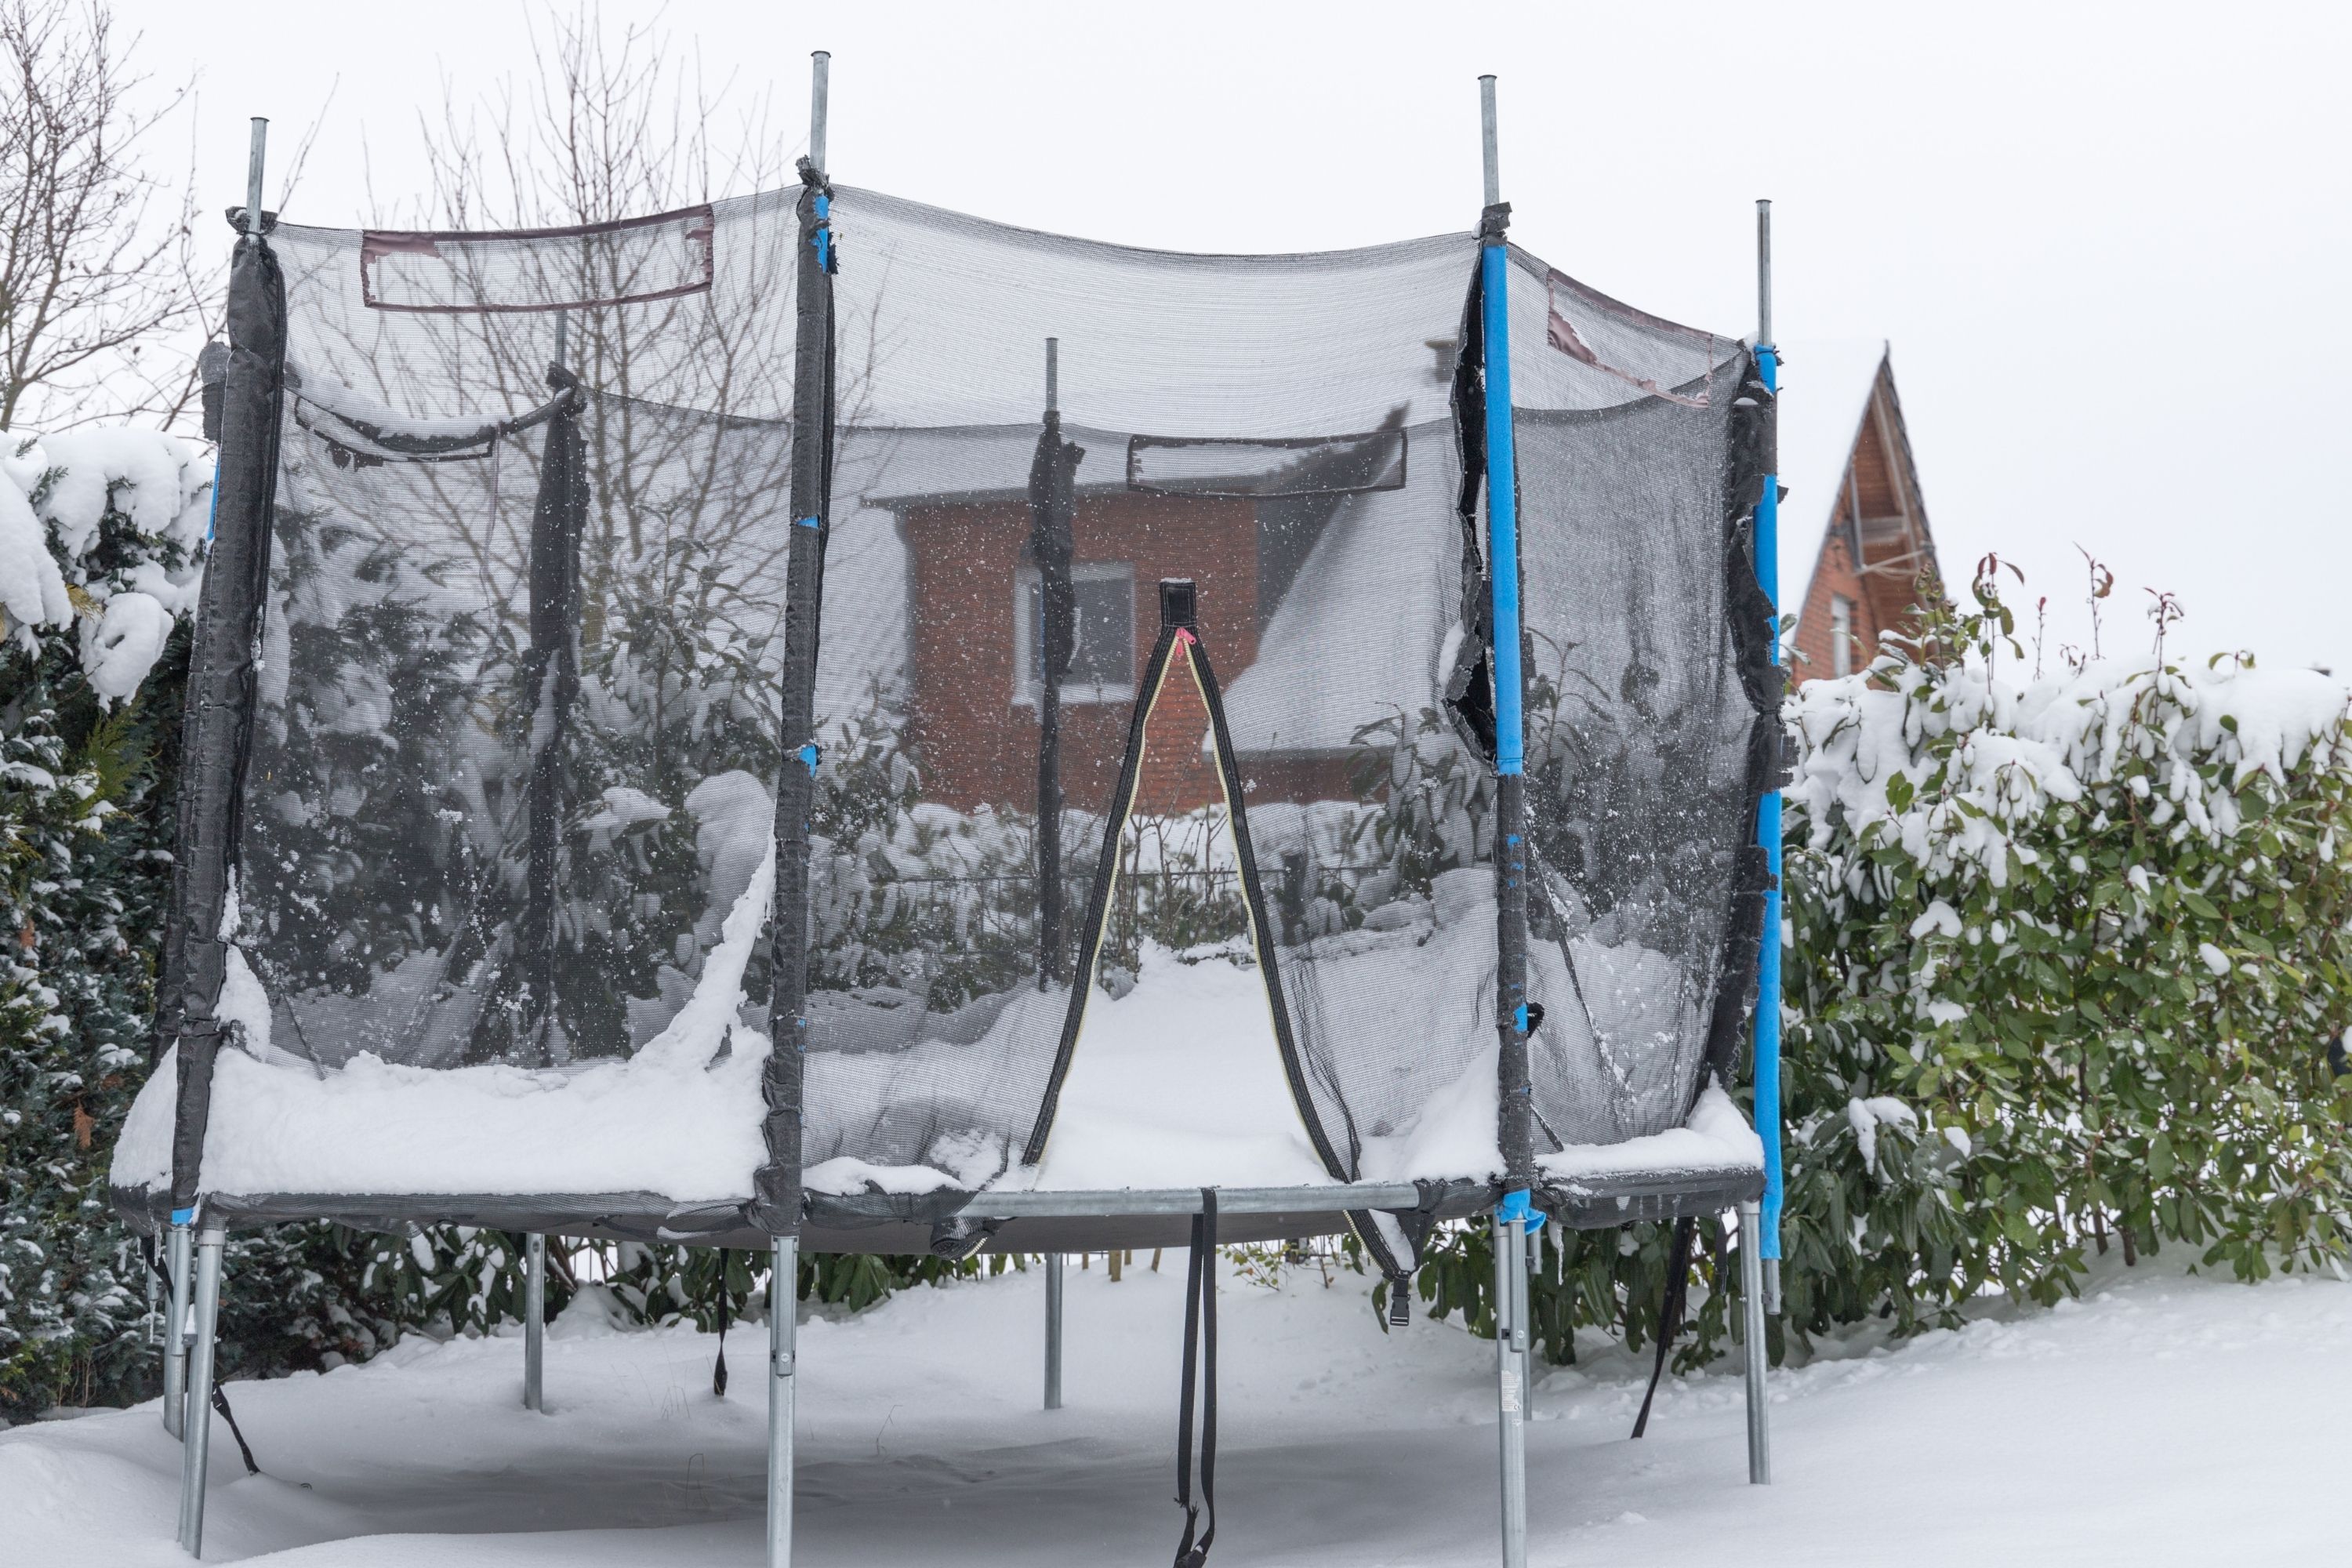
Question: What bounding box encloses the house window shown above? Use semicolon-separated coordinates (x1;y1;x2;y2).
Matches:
1015;563;1135;705
1830;594;1857;677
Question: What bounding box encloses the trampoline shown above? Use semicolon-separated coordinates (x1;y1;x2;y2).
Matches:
113;64;1789;1566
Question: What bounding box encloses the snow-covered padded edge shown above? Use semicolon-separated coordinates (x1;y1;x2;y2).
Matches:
109;1087;1763;1250
109;1164;1759;1254
1534;1084;1765;1225
105;1181;1480;1255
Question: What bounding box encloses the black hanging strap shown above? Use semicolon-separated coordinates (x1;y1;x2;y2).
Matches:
210;1383;261;1475
1631;1215;1699;1439
1173;1189;1219;1568
713;1247;731;1398
142;1246;260;1475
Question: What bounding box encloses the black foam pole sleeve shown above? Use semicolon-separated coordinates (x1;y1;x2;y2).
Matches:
166;232;287;1214
518;369;586;1062
755;168;836;1236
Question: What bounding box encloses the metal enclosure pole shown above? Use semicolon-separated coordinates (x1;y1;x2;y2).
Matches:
523;1232;547;1411
244;118;268;233
1492;1214;1529;1568
162;1221;192;1437
1476;76;1534;1179
767;1236;801;1568
1753;198;1785;1316
1740;1201;1772;1483
755;43;837;1237
1479;76;1500;206
808;51;830;170
1043;1253;1065;1410
1519;1222;1537;1397
176;1227;226;1555
1479;78;1532;1567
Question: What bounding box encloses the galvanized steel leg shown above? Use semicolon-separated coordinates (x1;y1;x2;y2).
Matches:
523;1232;546;1412
1740;1201;1771;1484
1044;1252;1065;1410
162;1221;192;1439
1494;1213;1528;1568
177;1226;226;1556
768;1236;800;1568
1520;1222;1539;1400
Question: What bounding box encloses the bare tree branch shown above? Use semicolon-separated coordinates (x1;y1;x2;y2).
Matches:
0;0;205;431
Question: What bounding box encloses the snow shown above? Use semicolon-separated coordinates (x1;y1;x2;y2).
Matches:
1539;1084;1762;1185
285;360;518;447
4;1254;2343;1565
1020;943;1333;1192
112;1038;772;1205
1788;654;2352;888
82;590;174;703
118;809;1752;1203
0;425;212;684
1842;1096;1918;1174
24;427;203;557
0;456;71;642
1219;435;1457;758
111;854;782;1204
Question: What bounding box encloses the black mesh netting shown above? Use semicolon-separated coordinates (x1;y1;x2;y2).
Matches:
178;180;1768;1214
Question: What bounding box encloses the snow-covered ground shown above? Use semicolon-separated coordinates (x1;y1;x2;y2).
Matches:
4;1254;2343;1566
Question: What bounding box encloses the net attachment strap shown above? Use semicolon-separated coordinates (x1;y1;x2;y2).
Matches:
1173;1188;1219;1568
712;1247;732;1398
1369;1179;1450;1327
1630;1214;1699;1439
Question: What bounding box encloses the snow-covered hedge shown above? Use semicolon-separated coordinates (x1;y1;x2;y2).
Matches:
1775;609;2352;1341
2;427;220;1415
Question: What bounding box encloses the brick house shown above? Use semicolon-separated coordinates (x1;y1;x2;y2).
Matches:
899;486;1254;815
1779;342;1942;683
877;421;1434;815
873;336;1927;818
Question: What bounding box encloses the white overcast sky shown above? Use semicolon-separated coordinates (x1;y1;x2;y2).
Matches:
120;0;2352;674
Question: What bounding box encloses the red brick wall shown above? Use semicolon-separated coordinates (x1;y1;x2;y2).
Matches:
1789;522;1877;684
905;492;1259;813
1787;387;1938;687
1130;642;1224;815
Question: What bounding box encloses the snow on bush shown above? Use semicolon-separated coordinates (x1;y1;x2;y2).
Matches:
1414;579;2352;1374
2;425;219;1417
0;428;212;694
1777;582;2352;1345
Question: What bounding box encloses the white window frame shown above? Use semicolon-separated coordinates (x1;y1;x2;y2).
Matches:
1013;561;1136;706
1830;593;1857;677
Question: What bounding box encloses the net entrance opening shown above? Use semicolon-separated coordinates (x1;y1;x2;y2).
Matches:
1022;583;1334;1190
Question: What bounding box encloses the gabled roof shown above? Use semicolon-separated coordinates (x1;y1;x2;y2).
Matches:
1777;339;1940;642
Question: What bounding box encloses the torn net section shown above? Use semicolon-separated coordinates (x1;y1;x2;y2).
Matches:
233;196;804;1077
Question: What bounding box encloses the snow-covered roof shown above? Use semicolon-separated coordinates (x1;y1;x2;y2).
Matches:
1772;338;1889;598
1220;424;1456;755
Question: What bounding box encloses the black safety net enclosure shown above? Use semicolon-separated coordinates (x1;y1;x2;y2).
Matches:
114;174;1775;1259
